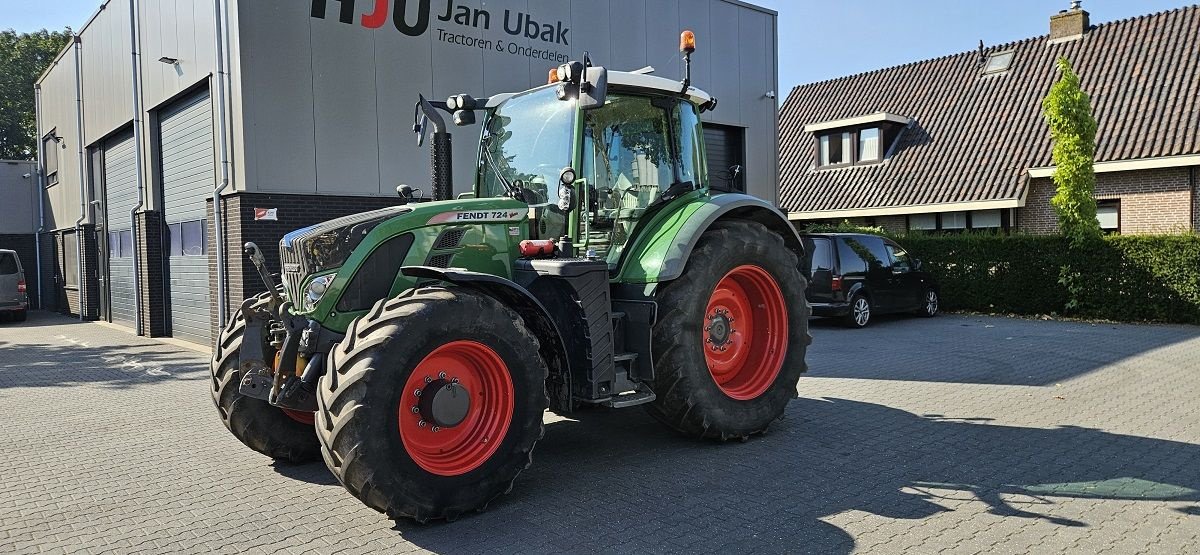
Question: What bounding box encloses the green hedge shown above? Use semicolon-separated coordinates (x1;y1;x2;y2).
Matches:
897;233;1200;324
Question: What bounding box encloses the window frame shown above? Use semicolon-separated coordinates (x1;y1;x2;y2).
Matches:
1096;199;1120;234
906;209;1012;233
816;126;884;169
43;130;60;185
62;231;79;288
982;50;1016;75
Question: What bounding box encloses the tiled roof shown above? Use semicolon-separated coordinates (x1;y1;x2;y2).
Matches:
777;5;1200;215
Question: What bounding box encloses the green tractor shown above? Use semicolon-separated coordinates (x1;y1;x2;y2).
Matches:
211;33;809;522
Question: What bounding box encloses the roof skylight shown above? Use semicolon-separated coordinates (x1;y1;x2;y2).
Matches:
982;50;1015;74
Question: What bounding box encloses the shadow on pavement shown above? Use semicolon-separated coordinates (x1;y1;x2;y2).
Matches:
806;314;1200;386
278;397;1198;553
0;313;207;390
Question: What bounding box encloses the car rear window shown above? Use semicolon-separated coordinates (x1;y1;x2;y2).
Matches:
0;253;17;275
802;238;834;276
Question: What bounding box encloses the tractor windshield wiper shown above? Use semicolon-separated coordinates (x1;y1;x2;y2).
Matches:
480;135;519;198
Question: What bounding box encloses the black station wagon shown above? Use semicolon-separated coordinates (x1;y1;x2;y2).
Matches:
799;233;939;328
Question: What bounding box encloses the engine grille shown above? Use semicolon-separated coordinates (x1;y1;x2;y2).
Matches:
279;245;305;304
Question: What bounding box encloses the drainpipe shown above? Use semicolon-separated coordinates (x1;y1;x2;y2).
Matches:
212;0;233;329
73;35;88;321
34;84;45;310
128;0;147;334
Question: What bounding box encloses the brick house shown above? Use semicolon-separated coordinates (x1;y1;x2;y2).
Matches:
777;3;1200;235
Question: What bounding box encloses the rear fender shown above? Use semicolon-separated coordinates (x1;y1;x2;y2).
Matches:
616;193;804;284
401;266;573;412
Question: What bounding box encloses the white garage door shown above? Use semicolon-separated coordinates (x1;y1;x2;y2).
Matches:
159;90;214;345
103;130;138;327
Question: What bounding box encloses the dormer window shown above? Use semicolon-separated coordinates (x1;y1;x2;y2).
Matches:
818;128;881;167
804;112;912;169
819;132;852;166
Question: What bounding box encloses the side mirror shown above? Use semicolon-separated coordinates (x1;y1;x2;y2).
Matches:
579;67;607;110
912;258;923;270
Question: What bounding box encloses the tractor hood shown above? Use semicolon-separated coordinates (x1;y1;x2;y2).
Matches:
279;206;412;302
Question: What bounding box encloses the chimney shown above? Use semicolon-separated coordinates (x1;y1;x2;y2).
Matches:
1050;1;1090;41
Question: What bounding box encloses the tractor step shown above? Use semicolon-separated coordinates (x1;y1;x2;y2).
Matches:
604;389;656;409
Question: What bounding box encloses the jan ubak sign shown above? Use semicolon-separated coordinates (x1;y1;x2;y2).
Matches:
312;0;571;61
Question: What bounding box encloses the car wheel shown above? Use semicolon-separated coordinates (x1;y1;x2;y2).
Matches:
843;294;871;328
919;289;939;317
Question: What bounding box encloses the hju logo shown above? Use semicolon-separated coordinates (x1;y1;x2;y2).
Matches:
311;0;570;45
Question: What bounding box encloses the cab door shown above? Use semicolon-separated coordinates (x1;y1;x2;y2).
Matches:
579;93;705;267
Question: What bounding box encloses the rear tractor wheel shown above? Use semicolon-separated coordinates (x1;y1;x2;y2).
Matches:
317;287;548;522
647;220;810;440
211;292;320;462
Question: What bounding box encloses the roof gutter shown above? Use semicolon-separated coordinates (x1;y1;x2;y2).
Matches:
34;84;45;310
72;36;88;321
128;0;147;334
212;0;233;331
1028;154;1200;178
788;198;1023;221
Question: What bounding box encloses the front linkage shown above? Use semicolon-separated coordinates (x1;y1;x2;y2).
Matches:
237;242;342;413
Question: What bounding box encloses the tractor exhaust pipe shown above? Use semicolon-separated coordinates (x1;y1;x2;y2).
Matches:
415;95;453;201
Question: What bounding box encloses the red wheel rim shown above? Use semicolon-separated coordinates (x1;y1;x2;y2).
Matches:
702;265;789;400
282;408;314;425
398;340;514;476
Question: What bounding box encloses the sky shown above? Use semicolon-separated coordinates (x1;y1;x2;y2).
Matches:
3;0;1194;94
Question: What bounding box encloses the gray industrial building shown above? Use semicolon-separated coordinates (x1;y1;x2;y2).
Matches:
35;0;780;347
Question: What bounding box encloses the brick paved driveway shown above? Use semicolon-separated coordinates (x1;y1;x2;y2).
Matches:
1;311;1198;554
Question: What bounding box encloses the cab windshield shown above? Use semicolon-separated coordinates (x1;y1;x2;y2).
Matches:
476;86;576;205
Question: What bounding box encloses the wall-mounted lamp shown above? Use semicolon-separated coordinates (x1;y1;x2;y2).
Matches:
22;173;32;179
158;56;179;65
765;90;777;99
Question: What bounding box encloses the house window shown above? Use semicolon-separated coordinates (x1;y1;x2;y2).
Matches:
62;232;78;287
818;127;887;168
941;212;967;230
971;209;1002;228
819;132;852;166
43;132;60;185
858;128;881;162
908;213;937;230
983;50;1015;74
908;210;1007;232
1097;200;1120;233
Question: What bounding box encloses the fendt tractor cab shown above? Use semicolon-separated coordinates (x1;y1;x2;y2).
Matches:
211;32;810;522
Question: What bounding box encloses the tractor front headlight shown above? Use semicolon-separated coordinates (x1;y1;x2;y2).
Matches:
304;274;335;311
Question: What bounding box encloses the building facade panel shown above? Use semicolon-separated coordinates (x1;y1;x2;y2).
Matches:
80;0;134;145
235;0;778;200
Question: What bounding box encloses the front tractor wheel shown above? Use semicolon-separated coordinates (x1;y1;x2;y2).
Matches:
647;220;810;440
316;288;548;522
210;292;320;462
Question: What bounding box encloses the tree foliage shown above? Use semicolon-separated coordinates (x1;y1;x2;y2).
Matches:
0;28;73;160
1042;57;1101;245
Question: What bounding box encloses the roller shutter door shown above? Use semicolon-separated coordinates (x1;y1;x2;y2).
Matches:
103;130;138;327
159;90;214;345
703;123;745;193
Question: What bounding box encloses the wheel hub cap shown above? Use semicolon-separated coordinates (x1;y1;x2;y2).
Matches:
705;309;734;349
417;379;471;428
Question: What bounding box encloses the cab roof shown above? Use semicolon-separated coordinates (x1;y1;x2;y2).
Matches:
606;70;714;107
